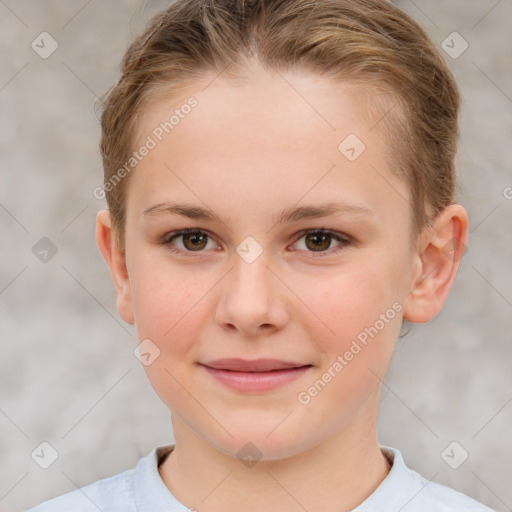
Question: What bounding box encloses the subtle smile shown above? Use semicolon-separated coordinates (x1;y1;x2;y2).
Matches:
198;358;314;392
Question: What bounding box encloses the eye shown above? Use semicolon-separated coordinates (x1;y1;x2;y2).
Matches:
162;229;218;254
161;228;352;257
291;229;352;256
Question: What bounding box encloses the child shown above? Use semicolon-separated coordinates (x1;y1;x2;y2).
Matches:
28;0;496;510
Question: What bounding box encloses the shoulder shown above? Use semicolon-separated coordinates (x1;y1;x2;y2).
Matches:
26;467;135;512
358;446;496;512
403;463;495;511
26;445;179;512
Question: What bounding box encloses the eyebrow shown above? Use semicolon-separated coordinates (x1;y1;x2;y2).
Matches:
143;202;225;224
276;202;375;224
143;201;375;225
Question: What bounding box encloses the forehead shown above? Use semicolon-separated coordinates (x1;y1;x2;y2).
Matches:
138;65;390;151
129;65;409;224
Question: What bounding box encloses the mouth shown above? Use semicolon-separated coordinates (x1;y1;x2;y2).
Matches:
198;358;313;392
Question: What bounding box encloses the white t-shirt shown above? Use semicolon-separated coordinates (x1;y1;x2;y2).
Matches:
26;444;495;511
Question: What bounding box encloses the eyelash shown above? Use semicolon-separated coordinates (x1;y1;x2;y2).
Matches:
161;228;352;258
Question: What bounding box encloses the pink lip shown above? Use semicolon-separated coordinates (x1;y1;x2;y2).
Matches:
199;358;313;392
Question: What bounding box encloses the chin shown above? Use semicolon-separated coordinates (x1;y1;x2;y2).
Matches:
206;421;313;463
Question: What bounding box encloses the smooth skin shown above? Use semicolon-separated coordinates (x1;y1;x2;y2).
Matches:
96;61;468;512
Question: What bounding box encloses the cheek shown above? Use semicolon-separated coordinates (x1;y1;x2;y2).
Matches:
302;260;399;335
128;255;208;354
297;258;403;380
128;261;211;408
295;267;402;429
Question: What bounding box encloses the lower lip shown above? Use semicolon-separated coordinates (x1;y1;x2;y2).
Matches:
200;365;312;392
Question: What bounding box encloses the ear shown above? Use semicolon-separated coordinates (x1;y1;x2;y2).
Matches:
403;204;469;323
95;210;134;324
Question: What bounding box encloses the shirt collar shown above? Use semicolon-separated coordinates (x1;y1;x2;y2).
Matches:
132;444;411;512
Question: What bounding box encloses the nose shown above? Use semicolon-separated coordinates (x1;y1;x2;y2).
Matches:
215;252;289;337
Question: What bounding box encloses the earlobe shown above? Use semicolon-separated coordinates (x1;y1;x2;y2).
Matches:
403;204;468;323
95;210;135;324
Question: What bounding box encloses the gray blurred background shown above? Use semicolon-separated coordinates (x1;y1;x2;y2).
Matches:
1;1;511;511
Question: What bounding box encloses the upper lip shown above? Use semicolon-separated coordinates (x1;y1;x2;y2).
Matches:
200;358;311;372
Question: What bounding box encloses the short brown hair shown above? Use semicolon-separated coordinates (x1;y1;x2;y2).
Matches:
99;0;461;247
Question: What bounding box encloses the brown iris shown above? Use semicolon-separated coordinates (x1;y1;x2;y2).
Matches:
182;232;208;251
305;232;332;251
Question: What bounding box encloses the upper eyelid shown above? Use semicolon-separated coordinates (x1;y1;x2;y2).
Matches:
164;228;217;243
297;228;351;242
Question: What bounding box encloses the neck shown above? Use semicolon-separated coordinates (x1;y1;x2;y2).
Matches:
159;395;390;512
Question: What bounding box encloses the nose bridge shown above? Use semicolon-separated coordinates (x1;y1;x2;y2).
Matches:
216;245;287;334
238;249;270;288
229;250;274;310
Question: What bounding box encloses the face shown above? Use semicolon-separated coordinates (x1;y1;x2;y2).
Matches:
116;63;422;460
